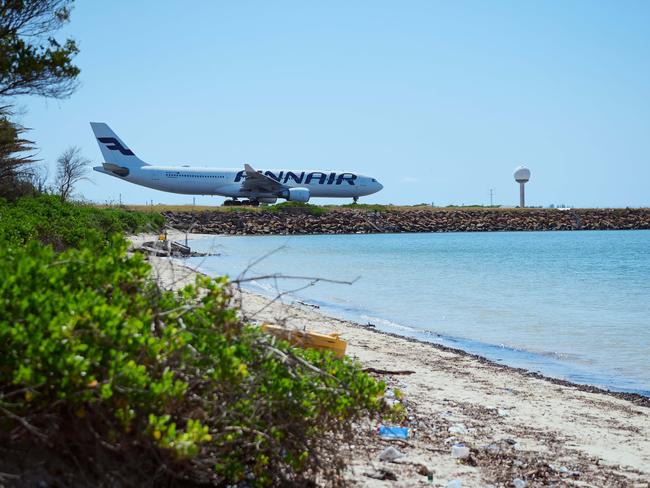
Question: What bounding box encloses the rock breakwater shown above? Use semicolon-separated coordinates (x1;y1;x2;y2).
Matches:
162;208;650;235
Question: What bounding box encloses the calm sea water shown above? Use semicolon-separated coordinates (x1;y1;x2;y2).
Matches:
186;230;650;396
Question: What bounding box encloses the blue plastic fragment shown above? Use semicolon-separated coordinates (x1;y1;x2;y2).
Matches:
378;425;410;439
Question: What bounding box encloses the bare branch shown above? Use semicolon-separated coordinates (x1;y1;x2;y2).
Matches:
0;404;47;441
54;145;89;202
232;274;358;286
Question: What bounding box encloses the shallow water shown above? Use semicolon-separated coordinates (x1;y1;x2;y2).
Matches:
186;230;650;396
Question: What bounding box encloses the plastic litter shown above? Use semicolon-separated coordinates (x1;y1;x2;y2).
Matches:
384;398;401;408
448;423;468;435
446;480;462;488
513;478;526;488
486;443;501;454
379;425;410;439
497;408;509;417
378;446;404;462
451;444;470;459
261;324;347;357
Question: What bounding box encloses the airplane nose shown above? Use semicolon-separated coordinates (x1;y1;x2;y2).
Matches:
377;181;383;191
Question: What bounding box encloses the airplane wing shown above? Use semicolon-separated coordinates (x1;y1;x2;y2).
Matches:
240;163;286;193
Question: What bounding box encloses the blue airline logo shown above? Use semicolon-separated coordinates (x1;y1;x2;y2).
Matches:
97;137;135;156
234;170;357;185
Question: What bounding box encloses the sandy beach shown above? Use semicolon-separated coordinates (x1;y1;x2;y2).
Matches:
136;233;650;487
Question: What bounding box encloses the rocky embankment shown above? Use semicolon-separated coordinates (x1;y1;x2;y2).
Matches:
162;208;650;235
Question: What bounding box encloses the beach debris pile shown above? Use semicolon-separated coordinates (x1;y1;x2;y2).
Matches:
356;371;613;487
137;239;210;257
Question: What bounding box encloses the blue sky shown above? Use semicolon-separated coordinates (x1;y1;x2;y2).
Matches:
15;1;650;207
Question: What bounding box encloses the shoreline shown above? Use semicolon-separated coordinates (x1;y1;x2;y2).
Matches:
224;275;650;402
356;325;650;407
138;245;650;486
178;231;650;400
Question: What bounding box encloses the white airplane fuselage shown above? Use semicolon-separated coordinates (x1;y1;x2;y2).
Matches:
93;164;382;200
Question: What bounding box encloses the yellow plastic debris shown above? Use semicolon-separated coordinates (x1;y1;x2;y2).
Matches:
261;324;347;358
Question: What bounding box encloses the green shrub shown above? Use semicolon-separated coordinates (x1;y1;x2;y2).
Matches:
267;201;328;216
336;203;390;212
0;236;385;486
0;195;164;249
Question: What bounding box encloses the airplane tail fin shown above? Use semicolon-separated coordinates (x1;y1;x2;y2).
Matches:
90;122;149;167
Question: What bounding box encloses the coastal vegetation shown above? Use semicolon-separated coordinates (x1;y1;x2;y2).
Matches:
0;194;164;249
0;196;387;486
1;1;81;201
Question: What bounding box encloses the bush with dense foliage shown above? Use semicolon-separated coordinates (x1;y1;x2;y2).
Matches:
267;201;328;216
0;201;386;486
0;195;164;249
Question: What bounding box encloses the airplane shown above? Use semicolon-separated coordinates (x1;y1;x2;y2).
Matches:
91;123;383;205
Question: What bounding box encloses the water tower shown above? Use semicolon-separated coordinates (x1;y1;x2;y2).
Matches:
513;165;531;208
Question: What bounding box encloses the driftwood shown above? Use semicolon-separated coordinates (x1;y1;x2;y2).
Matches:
362;367;415;375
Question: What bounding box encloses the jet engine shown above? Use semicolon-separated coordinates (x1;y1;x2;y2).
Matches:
280;187;310;202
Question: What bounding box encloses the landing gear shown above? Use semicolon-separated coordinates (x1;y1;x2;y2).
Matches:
223;199;260;207
352;196;359;204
